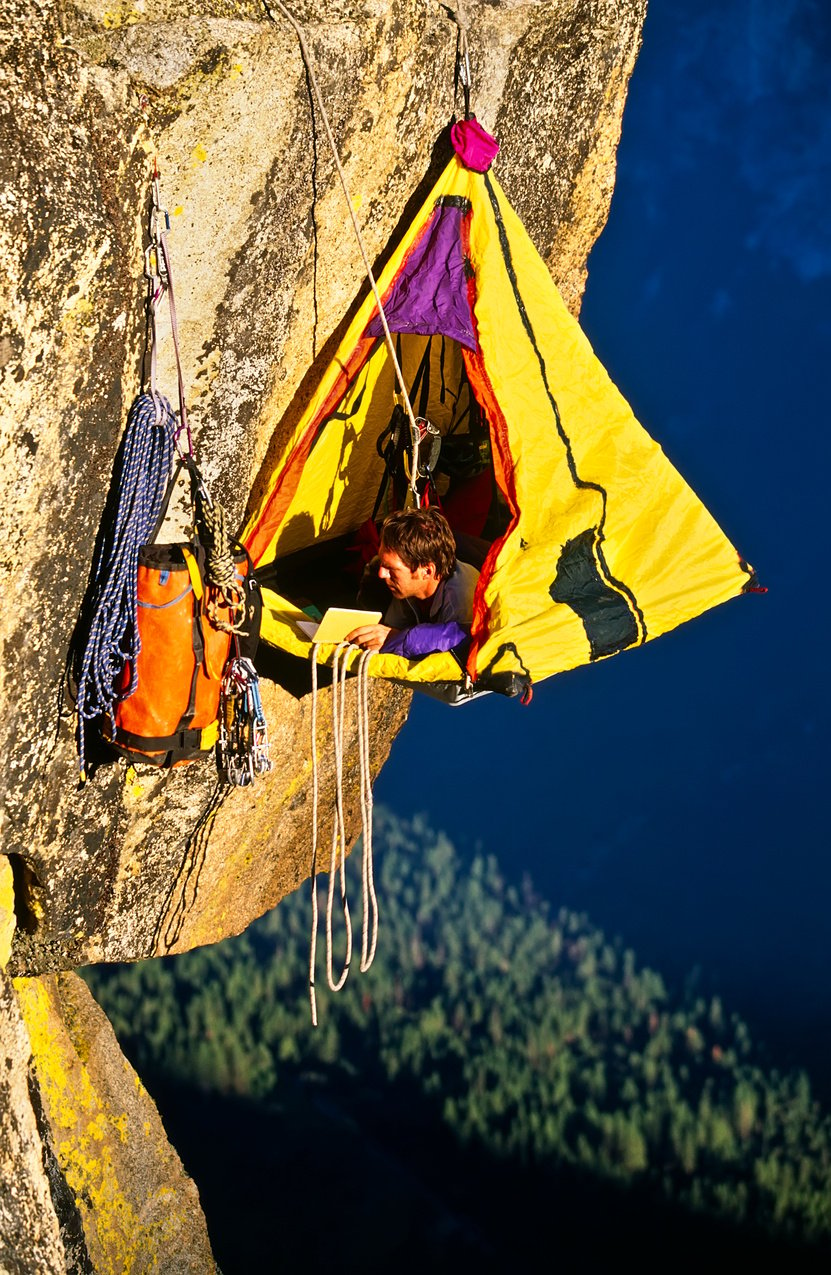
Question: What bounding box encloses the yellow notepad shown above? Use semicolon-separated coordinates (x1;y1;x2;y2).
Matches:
296;607;382;644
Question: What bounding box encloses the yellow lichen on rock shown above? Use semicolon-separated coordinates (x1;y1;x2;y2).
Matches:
13;973;216;1273
0;857;14;970
0;968;67;1270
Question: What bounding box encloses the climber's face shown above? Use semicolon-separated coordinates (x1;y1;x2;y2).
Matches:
377;545;437;601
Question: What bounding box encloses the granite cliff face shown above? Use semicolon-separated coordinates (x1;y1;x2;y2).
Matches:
0;0;646;1266
0;0;646;974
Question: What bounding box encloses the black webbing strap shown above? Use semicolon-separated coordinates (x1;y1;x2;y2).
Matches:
109;724;210;752
149;452;208;545
149;458;185;544
371;336;436;519
416;336;432;418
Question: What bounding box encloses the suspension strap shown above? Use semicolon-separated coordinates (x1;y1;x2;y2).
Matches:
261;0;423;505
146;168;193;458
441;2;472;118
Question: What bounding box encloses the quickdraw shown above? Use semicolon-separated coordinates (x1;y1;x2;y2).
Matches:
218;655;272;786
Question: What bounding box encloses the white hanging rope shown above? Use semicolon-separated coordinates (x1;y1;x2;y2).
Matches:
326;641;353;992
308;642;378;1021
357;649;378;971
261;0;422;505
308;644;321;1025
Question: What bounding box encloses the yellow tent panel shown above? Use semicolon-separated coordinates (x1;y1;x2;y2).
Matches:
243;140;754;697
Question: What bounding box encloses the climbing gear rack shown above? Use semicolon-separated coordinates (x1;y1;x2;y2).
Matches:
217;655;272;786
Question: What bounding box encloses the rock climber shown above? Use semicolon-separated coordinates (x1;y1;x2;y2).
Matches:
347;507;479;657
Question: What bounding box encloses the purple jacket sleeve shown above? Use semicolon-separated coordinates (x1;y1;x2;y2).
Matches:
381;621;467;659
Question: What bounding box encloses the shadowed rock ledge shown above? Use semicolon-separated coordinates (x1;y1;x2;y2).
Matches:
0;0;646;1266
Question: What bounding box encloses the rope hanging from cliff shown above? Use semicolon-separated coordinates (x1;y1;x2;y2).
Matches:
147;168;193;457
308;642;378;1024
326;641;353;994
357;649;378;971
260;0;424;506
309;645;321;1025
74;393;176;781
152;174;250;628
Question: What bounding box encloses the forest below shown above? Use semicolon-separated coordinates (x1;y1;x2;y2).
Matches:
84;811;831;1272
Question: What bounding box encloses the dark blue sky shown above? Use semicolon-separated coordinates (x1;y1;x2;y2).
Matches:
377;0;831;1086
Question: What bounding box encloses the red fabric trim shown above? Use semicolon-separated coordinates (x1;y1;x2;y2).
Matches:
464;350;519;677
244;337;375;564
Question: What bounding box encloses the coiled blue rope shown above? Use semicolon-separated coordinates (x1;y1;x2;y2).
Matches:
76;393;176;779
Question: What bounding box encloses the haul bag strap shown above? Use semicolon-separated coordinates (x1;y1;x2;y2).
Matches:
107;721;219;753
148;453;208;545
149;458;184;545
180;615;204;730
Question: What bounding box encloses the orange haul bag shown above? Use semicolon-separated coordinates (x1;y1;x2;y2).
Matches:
105;543;248;767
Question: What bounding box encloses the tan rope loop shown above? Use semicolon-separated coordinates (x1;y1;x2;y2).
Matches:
357;649;378;971
326;641;353;992
308;642;378;1019
199;498;247;633
308;643;321;1025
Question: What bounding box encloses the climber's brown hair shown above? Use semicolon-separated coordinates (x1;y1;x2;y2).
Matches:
380;508;456;581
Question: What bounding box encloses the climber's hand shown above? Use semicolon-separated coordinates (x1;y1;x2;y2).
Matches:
346;624;397;652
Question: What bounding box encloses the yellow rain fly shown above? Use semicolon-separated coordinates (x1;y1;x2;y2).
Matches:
243;146;755;695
